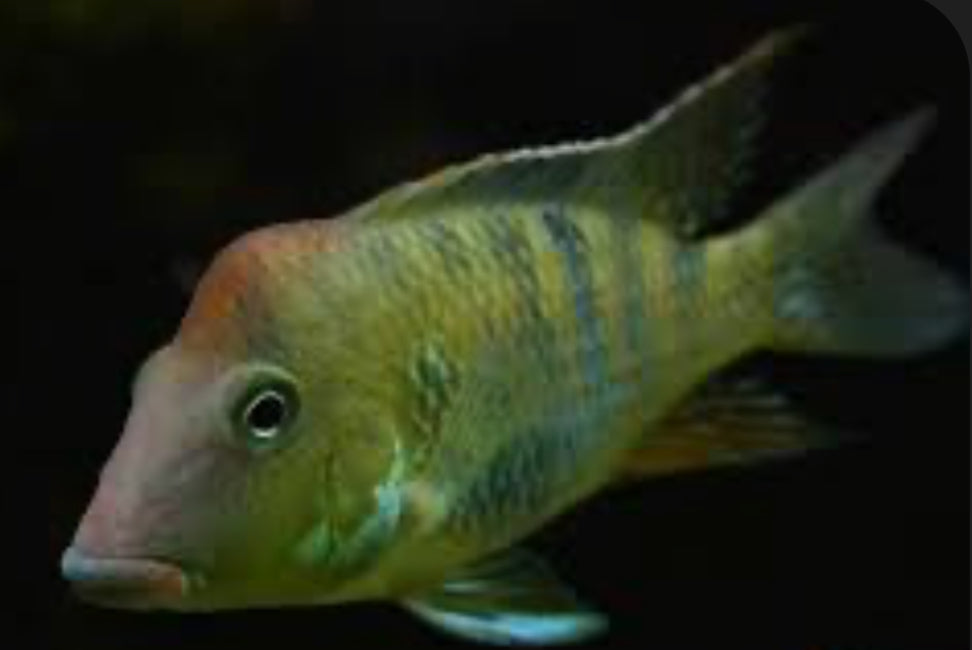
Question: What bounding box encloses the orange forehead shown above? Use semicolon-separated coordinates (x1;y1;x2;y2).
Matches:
177;220;342;352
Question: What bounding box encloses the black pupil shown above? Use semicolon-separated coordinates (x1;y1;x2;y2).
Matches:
247;391;286;432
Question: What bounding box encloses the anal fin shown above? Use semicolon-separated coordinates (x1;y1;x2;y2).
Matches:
617;376;834;481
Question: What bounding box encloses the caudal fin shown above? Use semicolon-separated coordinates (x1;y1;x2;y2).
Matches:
755;108;968;357
776;225;968;356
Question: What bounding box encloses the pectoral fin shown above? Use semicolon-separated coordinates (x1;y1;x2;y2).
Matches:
617;376;836;481
402;549;607;646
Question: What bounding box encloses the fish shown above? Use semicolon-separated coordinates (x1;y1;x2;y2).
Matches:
61;27;968;646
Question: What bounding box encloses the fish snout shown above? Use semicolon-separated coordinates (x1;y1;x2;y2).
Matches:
61;546;189;609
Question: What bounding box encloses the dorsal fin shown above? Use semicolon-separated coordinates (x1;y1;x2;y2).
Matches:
348;26;810;239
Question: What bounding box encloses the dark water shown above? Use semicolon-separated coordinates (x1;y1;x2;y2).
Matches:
13;1;968;649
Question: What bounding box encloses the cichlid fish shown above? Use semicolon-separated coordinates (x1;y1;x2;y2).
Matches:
61;28;967;646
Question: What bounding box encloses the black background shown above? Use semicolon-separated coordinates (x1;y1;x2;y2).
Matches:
11;1;969;649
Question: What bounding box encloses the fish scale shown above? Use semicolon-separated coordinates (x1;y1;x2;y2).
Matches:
410;206;650;544
480;210;554;369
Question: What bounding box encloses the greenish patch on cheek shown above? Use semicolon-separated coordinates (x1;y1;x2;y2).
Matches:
295;519;335;567
341;457;404;561
293;437;407;578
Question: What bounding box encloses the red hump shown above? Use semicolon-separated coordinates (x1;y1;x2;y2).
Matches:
177;220;343;354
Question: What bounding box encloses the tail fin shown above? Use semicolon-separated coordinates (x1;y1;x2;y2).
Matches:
775;225;968;356
752;108;968;357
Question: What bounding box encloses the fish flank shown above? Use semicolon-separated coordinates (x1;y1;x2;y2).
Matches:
481;211;558;372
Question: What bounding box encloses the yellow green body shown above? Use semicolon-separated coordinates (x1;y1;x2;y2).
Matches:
296;208;751;595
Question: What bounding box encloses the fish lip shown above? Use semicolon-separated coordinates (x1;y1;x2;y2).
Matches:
61;546;191;609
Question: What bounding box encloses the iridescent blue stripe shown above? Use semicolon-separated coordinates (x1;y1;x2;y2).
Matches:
540;205;606;390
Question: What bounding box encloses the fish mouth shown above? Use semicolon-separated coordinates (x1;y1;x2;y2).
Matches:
61;546;191;609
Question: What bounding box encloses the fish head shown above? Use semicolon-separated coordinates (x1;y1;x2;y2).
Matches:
63;226;407;611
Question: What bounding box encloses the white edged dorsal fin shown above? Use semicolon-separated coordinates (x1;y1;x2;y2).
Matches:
349;26;810;239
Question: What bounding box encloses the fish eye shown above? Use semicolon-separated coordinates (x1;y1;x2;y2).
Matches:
230;369;300;452
244;389;289;440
